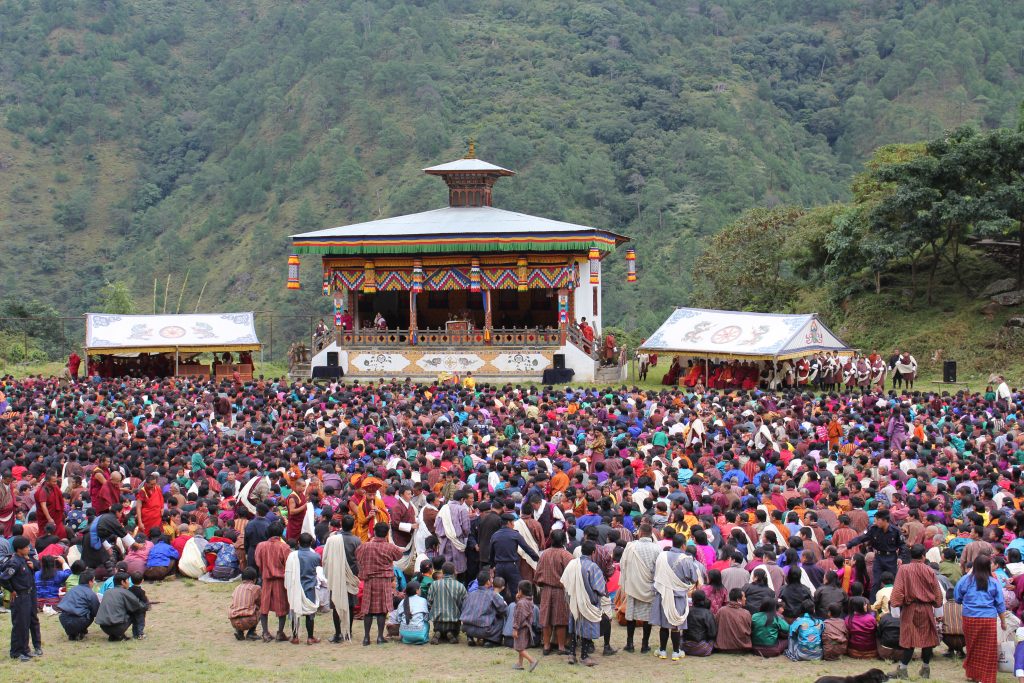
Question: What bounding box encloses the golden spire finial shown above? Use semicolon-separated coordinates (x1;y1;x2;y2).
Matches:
466;137;476;159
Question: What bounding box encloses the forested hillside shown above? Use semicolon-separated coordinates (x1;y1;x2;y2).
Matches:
2;0;1024;354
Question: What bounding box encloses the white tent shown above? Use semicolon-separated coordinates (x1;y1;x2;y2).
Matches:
639;307;849;361
84;312;260;355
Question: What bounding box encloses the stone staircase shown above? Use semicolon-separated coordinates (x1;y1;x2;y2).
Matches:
288;362;310;381
594;363;625;386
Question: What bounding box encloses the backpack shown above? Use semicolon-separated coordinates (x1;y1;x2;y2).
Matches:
0;553;18;590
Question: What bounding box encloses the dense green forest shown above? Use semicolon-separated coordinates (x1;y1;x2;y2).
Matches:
2;0;1024;361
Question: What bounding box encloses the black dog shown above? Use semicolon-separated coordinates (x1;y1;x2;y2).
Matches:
814;669;889;683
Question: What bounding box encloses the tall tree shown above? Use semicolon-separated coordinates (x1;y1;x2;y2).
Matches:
692;206;804;311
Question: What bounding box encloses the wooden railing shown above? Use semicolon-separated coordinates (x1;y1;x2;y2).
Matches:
565;324;597;358
335;327;563;348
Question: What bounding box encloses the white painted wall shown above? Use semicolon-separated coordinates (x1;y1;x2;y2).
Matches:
559;342;596;382
574;257;602;334
310;342;347;376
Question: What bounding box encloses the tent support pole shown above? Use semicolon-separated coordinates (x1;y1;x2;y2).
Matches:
175;347;179;377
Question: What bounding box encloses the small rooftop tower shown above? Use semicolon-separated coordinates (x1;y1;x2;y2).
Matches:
422;140;515;208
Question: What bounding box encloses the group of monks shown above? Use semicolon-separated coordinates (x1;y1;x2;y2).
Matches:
666;350;919;393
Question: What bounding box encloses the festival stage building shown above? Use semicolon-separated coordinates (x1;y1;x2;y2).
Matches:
290;151;630;382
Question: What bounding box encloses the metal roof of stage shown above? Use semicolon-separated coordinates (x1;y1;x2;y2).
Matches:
291;206;628;255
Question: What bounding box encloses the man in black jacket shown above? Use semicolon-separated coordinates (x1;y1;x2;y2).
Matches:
243;502;272;570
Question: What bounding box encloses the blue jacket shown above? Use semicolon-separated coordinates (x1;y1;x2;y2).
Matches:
954;573;1006;618
57;583;100;619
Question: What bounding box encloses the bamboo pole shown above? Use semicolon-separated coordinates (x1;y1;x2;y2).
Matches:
175;269;190;314
153;278;158;314
162;274;171;313
194;280;208;313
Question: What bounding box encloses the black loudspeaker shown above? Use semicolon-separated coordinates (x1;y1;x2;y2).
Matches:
943;360;957;383
326;352;339;367
553;353;566;370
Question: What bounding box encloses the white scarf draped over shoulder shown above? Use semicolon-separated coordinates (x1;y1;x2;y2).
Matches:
514;517;541;570
619;540;656;604
438;503;467;552
322;533;358;638
653;551;696;628
560;557;604;624
285;550;319;617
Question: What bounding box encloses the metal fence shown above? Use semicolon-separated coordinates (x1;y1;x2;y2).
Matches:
0;313;323;366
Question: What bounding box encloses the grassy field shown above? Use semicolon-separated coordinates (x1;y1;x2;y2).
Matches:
0;578;1006;683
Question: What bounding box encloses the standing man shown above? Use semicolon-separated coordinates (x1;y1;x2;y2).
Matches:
0;470;18;536
844;509;906;601
561;539;605;667
619;522;659;653
254;521;290;642
355;522;404;645
888;544;945;680
67;351;81;380
322;516;359;643
243;503;272;571
535;529;573;655
285;533;321;645
284;477;309;542
435;491;471;582
6;537;41;661
489;512;539;601
389;485;418;570
34;470;65;539
135;473;164;537
89;455;114;516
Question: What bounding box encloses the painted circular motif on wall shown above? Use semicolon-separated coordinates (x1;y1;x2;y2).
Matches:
159;326;187;339
711;325;741;344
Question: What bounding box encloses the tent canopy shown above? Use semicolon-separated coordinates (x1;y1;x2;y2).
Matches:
639;307;849;361
85;312;261;355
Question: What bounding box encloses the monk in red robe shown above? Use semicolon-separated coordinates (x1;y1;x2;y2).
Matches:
682;362;703;388
285;478;310;541
135;474;165;536
68;351;81;379
0;470;16;536
89;456;114;514
35;470;66;538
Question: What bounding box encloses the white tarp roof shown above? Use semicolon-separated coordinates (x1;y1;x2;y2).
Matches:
85;312;261;355
639;307;849;360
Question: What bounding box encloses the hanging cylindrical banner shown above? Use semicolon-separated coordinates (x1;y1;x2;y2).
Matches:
287;254;301;290
363;261;376;294
516;256;528;292
470;258;481;293
626;248;637;282
333;297;343;326
558;290;569;324
322;269;331;295
588;248;600;285
411;259;424;293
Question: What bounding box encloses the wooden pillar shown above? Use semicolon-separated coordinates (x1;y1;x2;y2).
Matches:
558;287;568;346
352;291;360;329
409;290;417;345
483;289;493;344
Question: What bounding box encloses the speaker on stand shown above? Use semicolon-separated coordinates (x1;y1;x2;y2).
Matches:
942;360;957;383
